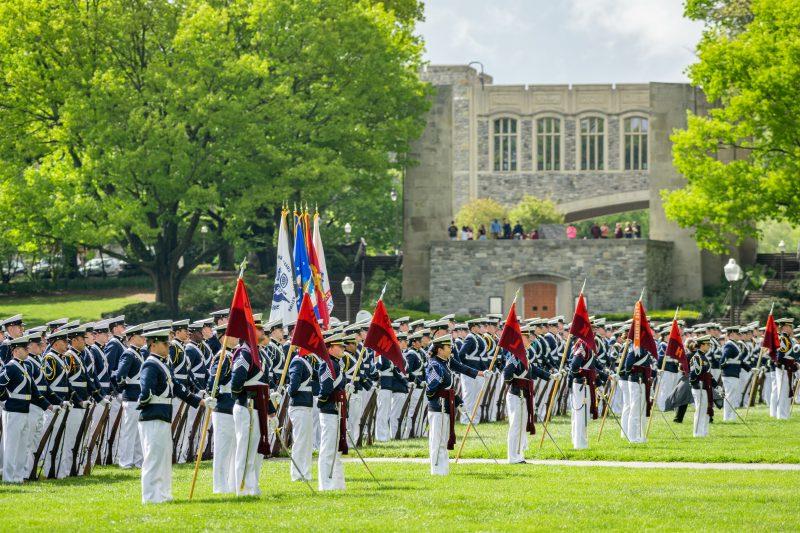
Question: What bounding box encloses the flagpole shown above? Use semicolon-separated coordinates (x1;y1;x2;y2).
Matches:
598;288;644;442
746;301;774;420
189;260;247;500
645;306;679;438
455;290;519;463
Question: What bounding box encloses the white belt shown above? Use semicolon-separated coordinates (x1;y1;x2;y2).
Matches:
219;384;232;394
100;381;111;387
125;377;140;385
149;397;171;405
70;381;87;387
9;393;31;400
379;370;393;377
298;385;312;392
174;373;188;379
51;386;68;393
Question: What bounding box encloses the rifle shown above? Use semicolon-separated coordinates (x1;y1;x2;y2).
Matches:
408;388;426;438
270;393;289;456
29;409;60;481
172;402;190;463
479;373;496;422
357;392;378;447
70;403;95;476
496;381;510;422
82;402;111;475
185;403;207;462
394;386;415;440
104;403;124;465
48;405;70;479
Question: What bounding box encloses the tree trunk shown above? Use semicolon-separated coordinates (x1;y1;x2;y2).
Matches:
218;240;235;271
153;269;181;316
62;244;80;279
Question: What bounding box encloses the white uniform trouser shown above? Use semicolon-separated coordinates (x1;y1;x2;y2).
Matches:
656;371;680;411
312;398;320;451
487;375;501;421
56;407;85;479
389;391;406;439
211;411;235;494
402;388;423;439
710;368;721;382
288;406;313;482
138;419;172;504
626;381;646;443
764;371;774;408
233;402;263;496
25;405;45;476
692;388;710;437
571;383;590;450
738;370;752;407
177;404;198;464
375;389;393;441
460;375;484;424
769;371;780;417
722;376;739;421
118;401;143;468
428;410;449;476
775;369;792;420
611;379;624;415
2;410;31;483
318;412;345;491
619;379;631;439
347;392;363;446
506;393;528;463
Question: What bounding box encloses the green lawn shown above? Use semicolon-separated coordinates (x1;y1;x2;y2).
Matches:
2;460;798;531
363;406;800;464
0;293;146;325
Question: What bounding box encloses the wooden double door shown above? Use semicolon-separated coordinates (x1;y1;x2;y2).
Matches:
523;282;557;318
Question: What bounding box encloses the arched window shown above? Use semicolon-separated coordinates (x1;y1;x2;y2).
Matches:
536;117;561;171
580;117;604;170
493;117;518;172
624;116;649;170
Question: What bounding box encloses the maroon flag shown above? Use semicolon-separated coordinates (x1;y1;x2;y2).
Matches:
499;302;527;368
569;293;595;352
762;313;780;363
291;293;334;374
665;319;689;375
627;300;659;357
364;299;405;373
225;278;261;370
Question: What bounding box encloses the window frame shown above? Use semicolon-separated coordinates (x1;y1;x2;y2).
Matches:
621;114;650;171
490;115;520;173
533;114;564;172
576;114;607;171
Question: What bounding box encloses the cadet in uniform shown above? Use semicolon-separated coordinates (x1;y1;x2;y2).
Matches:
720;327;749;421
402;332;425;439
317;333;348;491
374;334;408;442
623;339;653;444
286;342;318;483
689;335;715;437
0;335;54;482
112;324;147;469
569;338;608;449
458;319;486;425
137;329;209;504
208;330;236;494
775;318;798;419
0;315;25;364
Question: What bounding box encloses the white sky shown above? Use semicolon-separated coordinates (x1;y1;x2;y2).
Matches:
417;0;704;85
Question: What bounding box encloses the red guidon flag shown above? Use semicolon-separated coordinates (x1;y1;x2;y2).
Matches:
364;299;406;373
762;312;780;363
665;318;689;375
291;293;334;374
225;278;261;370
499;302;527;368
627;300;659;357
569;293;595;352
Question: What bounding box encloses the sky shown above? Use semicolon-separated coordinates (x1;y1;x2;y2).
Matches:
417;0;704;85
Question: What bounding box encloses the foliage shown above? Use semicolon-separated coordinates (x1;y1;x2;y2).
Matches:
2;451;799;531
598;309;701;323
454;198;507;231
665;0;800;253
362;267;402;308
0;276;151;296
507;195;563;231
0;0;429;312
757;220;800;253
684;0;754;34
102;302;173;324
573;209;649;238
176;273;274;319
740;297;800;324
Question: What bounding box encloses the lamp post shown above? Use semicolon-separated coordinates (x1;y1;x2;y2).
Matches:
341;276;354;323
201;225;209;255
779;240;786;288
344;223;352;240
724;258;743;325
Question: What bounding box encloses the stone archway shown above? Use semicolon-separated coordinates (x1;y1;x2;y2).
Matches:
504;273;573;319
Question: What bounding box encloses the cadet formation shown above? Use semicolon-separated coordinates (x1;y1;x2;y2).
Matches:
0;307;798;503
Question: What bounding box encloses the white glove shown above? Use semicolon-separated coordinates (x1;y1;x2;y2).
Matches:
418;381;427;388
344;383;355;395
277;385;286;396
268;415;278;433
759;367;767;376
61;401;71;409
269;391;282;405
99;397;111;406
204;397;218;411
80;400;92;409
49;404;60;412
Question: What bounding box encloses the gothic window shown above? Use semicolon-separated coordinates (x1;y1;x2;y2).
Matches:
624;116;649;170
493;118;518;172
580;117;604;171
536;117;561;171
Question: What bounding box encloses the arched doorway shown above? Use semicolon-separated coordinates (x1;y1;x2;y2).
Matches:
523;282;557;319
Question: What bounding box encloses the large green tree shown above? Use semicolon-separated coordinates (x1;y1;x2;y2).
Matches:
664;0;800;253
0;0;428;312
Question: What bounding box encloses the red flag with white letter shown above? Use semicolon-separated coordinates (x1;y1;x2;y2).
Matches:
665;319;689;375
291;293;334;374
569;293;595;352
762;312;780;363
499;302;527;368
364;299;406;373
225;278;260;370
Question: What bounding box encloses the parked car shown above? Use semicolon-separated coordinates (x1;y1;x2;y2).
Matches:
31;259;53;277
81;256;125;277
0;259;26;278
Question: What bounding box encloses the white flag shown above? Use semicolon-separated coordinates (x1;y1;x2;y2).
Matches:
270;212;298;325
313;214;334;314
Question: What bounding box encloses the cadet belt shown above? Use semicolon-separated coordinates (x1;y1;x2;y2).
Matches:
333;389;349;455
149;397;171;405
219;384;232;394
631;365;653;417
174;373;188;380
8;393;31;400
100;381;111;387
577;368;599;419
50;386;68;393
434;389;456;450
511;378;535;435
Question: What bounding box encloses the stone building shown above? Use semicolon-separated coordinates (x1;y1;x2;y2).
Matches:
403;65;743;317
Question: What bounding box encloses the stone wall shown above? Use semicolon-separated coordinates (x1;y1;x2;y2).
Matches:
429;239;673;316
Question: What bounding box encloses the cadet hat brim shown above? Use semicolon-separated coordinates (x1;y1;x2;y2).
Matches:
324;333;345;346
265;318;283;331
210;308;230;318
429;319;450;330
396;316;411;324
439;314;454;322
46;318;69;328
1;314;24;328
9;335;31;347
143;328;171;342
66;325;89;339
397;332;408;341
776;318;794;325
695;334;712;344
47;329;69;342
92;320;111;333
466;318;483;327
432;334;452;347
171;319;190;331
408;332;423;341
408;319;425;328
124;324;145;337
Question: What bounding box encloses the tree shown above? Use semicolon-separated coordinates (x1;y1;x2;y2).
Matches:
508;195;564;232
0;0;428;313
663;0;800;254
454;198;507;232
684;0;753;34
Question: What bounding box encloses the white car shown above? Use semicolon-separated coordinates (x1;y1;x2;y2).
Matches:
82;256;124;277
1;259;25;277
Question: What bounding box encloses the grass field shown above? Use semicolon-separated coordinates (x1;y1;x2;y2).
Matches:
2;459;798;531
0;293;148;325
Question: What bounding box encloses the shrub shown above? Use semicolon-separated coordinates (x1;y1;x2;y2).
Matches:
508;195;564;230
454;198;507;231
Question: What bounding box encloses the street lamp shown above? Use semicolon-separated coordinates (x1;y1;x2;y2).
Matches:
390;189;398;202
200;225;209;255
341;276;355;323
344;223;352;238
724;258;743;325
779;240;786;287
